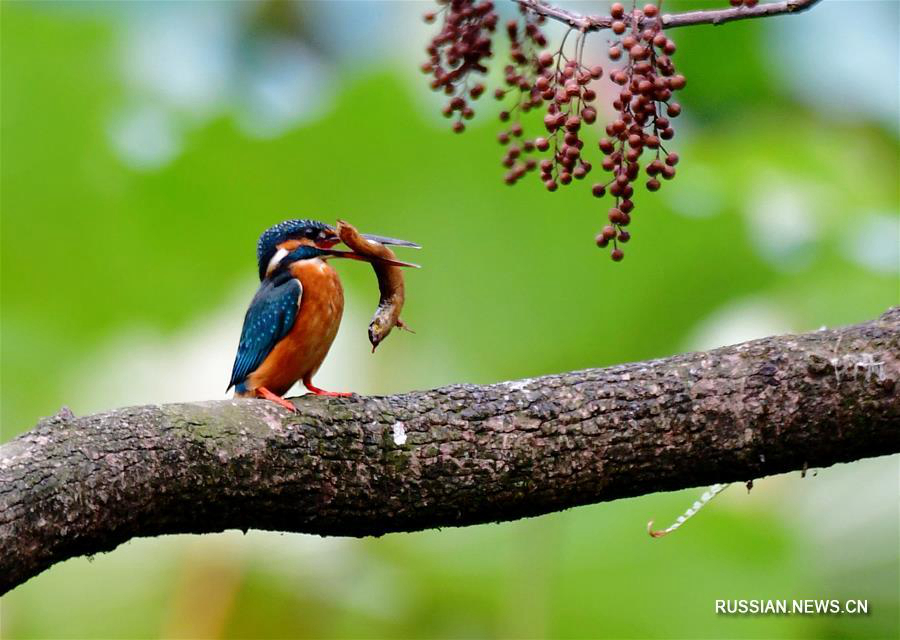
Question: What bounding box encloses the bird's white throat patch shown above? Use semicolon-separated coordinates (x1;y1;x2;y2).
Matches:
266;247;289;276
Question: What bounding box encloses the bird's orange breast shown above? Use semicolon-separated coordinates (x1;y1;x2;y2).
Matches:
245;259;344;396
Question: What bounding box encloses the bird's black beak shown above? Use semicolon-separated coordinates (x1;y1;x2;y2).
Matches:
359;232;421;249
317;226;419;250
322;248;420;268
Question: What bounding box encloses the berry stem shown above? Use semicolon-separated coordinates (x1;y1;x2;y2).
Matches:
514;0;823;32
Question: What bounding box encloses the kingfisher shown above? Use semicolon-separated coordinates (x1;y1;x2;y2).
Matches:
228;219;418;411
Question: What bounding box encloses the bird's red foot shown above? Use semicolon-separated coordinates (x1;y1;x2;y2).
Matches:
303;380;353;397
256;387;298;412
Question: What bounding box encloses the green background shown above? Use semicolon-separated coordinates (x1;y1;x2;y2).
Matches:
2;1;897;638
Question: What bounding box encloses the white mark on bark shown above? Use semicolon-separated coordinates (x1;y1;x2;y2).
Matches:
830;352;886;384
392;422;407;446
503;378;535;392
261;412;282;431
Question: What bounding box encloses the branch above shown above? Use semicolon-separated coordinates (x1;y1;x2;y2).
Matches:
2;307;898;594
514;0;823;32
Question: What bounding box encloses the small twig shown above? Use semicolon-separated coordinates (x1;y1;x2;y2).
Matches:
648;483;730;538
514;0;823;32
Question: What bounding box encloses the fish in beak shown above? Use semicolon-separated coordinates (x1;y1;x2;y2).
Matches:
316;225;421;250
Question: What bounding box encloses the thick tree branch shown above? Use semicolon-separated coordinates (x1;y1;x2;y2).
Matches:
2;308;898;594
515;0;822;32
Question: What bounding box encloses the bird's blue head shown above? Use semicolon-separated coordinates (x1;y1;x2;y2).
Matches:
256;219;339;281
257;219;422;280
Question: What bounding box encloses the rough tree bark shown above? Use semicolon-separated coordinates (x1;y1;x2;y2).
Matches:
2;308;898;594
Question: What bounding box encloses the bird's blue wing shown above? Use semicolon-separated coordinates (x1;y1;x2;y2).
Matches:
228;277;301;390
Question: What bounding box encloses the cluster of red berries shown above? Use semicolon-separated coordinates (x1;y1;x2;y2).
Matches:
492;7;604;190
422;0;499;133
531;53;603;192
593;2;685;260
493;9;550;185
421;1;687;262
729;0;759;6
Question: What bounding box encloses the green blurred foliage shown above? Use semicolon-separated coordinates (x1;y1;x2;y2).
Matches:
1;2;897;639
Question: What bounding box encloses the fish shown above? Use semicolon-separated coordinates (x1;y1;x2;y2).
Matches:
337;220;414;351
